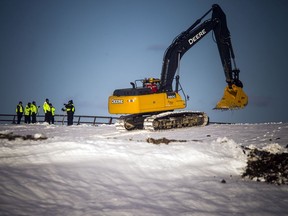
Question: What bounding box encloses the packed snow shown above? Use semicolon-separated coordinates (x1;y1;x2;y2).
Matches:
0;122;288;216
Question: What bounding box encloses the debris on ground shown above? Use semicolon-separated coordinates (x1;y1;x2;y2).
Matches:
242;147;288;185
146;137;187;145
0;132;47;141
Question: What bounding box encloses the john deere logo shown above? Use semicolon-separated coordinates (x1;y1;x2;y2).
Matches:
188;29;206;45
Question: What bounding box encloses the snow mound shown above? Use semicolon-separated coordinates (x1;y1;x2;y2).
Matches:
247;143;287;154
1;123;288;215
262;143;286;154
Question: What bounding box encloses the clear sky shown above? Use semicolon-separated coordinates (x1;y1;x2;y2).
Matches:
1;0;288;123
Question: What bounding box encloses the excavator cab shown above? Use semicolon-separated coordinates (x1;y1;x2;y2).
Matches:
215;84;248;110
143;78;160;93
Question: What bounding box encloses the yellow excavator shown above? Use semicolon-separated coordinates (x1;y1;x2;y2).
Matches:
108;4;248;131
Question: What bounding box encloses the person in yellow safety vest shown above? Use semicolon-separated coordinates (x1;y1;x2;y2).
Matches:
16;101;24;124
24;102;31;124
43;98;51;123
30;101;39;123
62;100;75;126
49;103;56;124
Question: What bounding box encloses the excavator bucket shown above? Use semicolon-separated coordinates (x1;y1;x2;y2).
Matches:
214;84;248;110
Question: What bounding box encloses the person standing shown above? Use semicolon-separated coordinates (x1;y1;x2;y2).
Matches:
30;101;38;123
43;98;51;123
16;101;24;124
24;102;31;124
62;100;75;126
50;103;56;124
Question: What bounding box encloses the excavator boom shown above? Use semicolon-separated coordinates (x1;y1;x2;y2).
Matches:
159;4;248;110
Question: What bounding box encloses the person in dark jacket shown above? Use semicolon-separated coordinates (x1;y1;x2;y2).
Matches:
62;100;75;126
16;101;24;124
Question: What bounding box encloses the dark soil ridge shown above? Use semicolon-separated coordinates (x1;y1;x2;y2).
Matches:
146;137;187;144
242;148;288;185
0;132;47;141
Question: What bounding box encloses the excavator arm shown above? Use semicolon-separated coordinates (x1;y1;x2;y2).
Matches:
159;4;248;109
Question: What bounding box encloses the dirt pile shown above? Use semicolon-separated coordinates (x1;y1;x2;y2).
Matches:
0;132;47;141
146;137;187;144
242;148;288;185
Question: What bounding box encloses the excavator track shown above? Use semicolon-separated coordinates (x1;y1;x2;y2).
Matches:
115;114;146;132
144;111;209;131
115;111;209;131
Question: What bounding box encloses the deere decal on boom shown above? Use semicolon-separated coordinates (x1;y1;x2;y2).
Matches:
108;4;248;131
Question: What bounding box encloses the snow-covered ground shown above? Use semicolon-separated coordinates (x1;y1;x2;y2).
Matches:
0;122;287;216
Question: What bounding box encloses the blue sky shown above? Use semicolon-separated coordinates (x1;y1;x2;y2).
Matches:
1;0;288;123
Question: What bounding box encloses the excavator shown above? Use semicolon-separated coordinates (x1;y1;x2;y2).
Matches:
108;4;248;131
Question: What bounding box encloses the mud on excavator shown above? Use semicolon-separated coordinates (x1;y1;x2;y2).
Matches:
108;4;248;131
